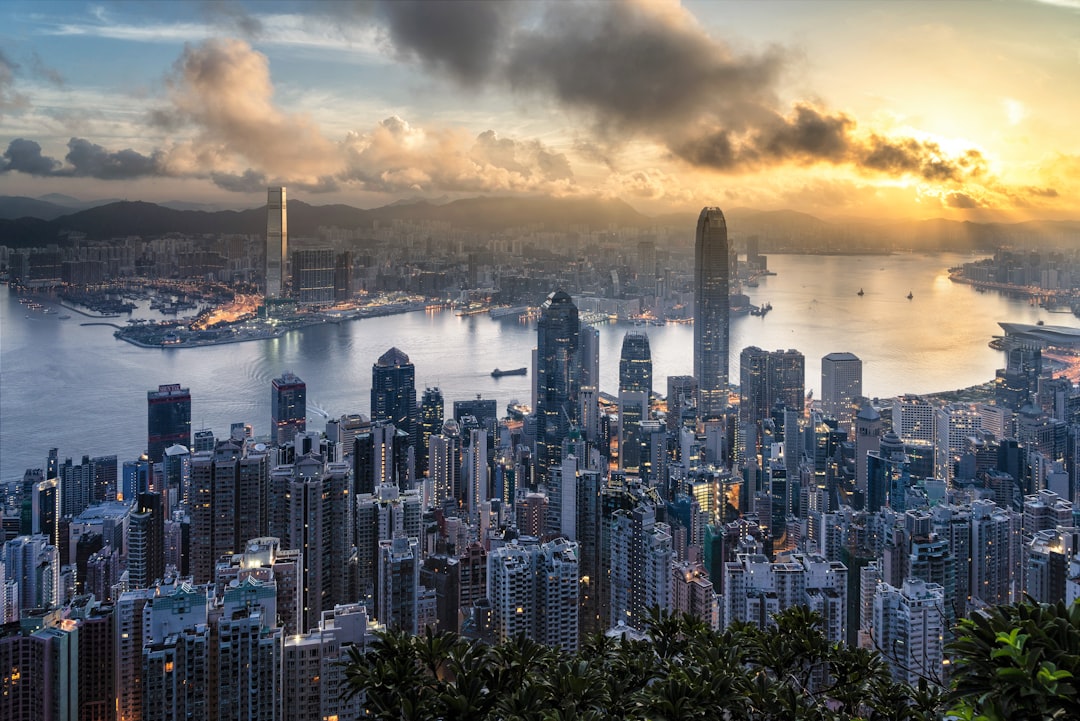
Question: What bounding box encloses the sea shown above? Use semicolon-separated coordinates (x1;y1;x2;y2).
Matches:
0;252;1058;484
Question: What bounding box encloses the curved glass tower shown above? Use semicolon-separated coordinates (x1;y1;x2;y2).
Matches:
694;207;729;419
535;290;580;476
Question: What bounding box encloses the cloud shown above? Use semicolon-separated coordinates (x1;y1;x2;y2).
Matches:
201;1;264;39
1025;186;1058;198
0;137;163;179
340;116;577;194
0;50;29;115
1;138;61;175
374;0;990;184
374;0;517;85
945;191;981;209
155;38;343;181
29;52;65;87
62;138;163;179
210;168;267;193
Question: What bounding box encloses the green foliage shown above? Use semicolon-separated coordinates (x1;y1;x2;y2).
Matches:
947;598;1080;721
342;607;947;721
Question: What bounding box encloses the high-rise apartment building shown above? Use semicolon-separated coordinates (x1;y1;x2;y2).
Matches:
694;207;730;419
147;384;191;464
128;491;165;589
609;503;673;631
820;352;862;425
271;371;307;446
378;536;420;634
487;538;581;651
934;403;983;482
535;290;581;477
265;186;287;298
872;578;945;685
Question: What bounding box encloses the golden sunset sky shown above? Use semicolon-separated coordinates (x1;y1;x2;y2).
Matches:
0;0;1077;220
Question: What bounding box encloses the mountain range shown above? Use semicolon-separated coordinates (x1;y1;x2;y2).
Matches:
0;194;1077;251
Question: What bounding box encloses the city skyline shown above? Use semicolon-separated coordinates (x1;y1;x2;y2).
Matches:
0;1;1077;221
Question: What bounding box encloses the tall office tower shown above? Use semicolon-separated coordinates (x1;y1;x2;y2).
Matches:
535;290;581;477
977;403;1014;440
419;387;444;477
672;561;720;629
867;431;910;512
578;322;601;391
284;453;353;633
872;578;945;685
820;352;863;425
57;455;92;517
192;428;215;453
854;404;883;503
141;584;211;721
609;503;673;631
282;604;373;721
147;384;191;464
333;250;353;301
618;390;649;473
934;403;983;482
740;347;805;458
371;347;418;453
291;248;335;303
1017;406;1068;462
378;536;420;633
32;478;59;547
995;346;1042;411
666;375;698;432
271;371;306;446
723;553;848;644
619;331;653;395
128;491;165;589
892;395;935;445
694;207;730;420
265;186;287;298
4;535;59;612
189;440;269;584
217;579;282;721
970;499;1021;607
162;445;190;513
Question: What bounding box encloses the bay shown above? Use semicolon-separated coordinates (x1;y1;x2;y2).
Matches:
0;252;1053;483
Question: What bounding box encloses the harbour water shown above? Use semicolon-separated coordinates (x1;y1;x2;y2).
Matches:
0;252;1057;482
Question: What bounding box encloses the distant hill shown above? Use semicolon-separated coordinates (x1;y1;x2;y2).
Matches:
0;193;1076;250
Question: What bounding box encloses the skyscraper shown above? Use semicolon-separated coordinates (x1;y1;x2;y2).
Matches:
291;248;335;304
147;384;191;464
694;207;729;419
271;371;307;446
371;347;418;454
265;186;287;298
535;290;581;477
419;387;444;478
128;491;165;588
619;331;652;395
820;352;863;425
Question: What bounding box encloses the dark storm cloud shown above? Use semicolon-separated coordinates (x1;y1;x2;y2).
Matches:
0;138;62;175
370;0;987;182
62;138;163;179
211;168;267;192
374;0;517;85
0;137;163;179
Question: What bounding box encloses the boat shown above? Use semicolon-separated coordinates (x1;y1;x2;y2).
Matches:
857;288;864;296
907;291;914;300
491;367;527;378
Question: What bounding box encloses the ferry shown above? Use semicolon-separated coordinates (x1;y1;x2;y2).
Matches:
491;367;527;378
